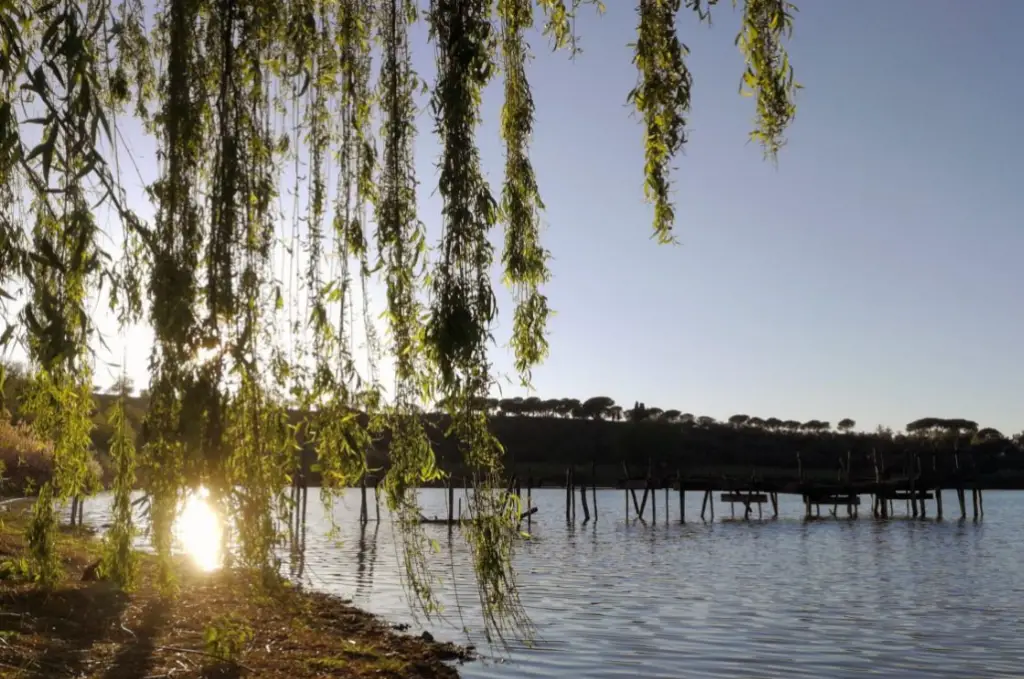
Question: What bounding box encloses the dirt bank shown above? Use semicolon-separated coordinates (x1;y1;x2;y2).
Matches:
0;509;473;678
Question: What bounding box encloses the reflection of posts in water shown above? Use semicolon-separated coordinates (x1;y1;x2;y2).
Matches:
289;525;306;581
355;519;381;599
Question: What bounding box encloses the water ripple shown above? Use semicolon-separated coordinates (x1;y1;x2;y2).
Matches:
81;489;1024;678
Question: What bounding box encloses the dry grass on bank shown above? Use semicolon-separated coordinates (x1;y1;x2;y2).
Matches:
0;415;102;497
0;510;472;678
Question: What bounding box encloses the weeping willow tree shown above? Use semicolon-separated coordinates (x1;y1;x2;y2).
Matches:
0;0;798;642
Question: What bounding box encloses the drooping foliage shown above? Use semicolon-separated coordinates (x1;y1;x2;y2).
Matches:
0;0;798;638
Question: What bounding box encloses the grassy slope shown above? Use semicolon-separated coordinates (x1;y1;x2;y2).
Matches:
0;506;472;678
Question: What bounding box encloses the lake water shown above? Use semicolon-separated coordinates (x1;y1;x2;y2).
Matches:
80;488;1024;678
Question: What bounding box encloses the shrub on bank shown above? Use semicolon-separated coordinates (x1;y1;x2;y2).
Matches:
0;413;101;496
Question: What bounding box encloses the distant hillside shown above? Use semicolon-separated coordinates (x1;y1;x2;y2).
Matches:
3;369;1022;491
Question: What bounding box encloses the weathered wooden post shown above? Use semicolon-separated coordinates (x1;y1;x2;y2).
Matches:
565;468;572;523
571;468;577;522
846;450;854;518
591;460;598;521
871;448;880;518
954;448;966;518
526;477;533;530
360;475;368;524
700;489;709;521
580;480;590;522
651;481;657;523
677;471;685;523
637;485;650;521
448;481;455;524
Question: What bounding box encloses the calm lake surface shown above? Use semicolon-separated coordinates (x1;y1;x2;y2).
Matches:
81;488;1024;678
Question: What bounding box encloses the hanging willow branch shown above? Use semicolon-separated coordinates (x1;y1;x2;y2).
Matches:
629;0;692;245
736;0;799;157
374;0;444;616
499;0;550;387
1;0;800;639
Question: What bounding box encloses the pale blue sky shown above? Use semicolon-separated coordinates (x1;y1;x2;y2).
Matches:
75;1;1024;434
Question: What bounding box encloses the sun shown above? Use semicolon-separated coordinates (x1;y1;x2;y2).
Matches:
176;486;223;572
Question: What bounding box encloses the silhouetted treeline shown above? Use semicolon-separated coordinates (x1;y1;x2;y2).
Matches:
3;364;1023;490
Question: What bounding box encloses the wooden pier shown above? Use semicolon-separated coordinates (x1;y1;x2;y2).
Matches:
368;448;992;531
546;447;993;524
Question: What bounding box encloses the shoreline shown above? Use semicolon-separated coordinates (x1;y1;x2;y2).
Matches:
0;506;475;678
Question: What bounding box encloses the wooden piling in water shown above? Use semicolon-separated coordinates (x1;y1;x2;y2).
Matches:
571;468;577;522
700;489;709;521
638;485;650;521
935;487;943;519
770;492;778;518
301;478;309;532
360;476;368;524
678;472;685;523
580;481;590;522
527;477;533;530
565;468;571;523
920;455;927;517
592;461;598;521
972;488;979;520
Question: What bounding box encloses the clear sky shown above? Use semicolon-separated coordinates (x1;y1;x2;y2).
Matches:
59;1;1024;434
